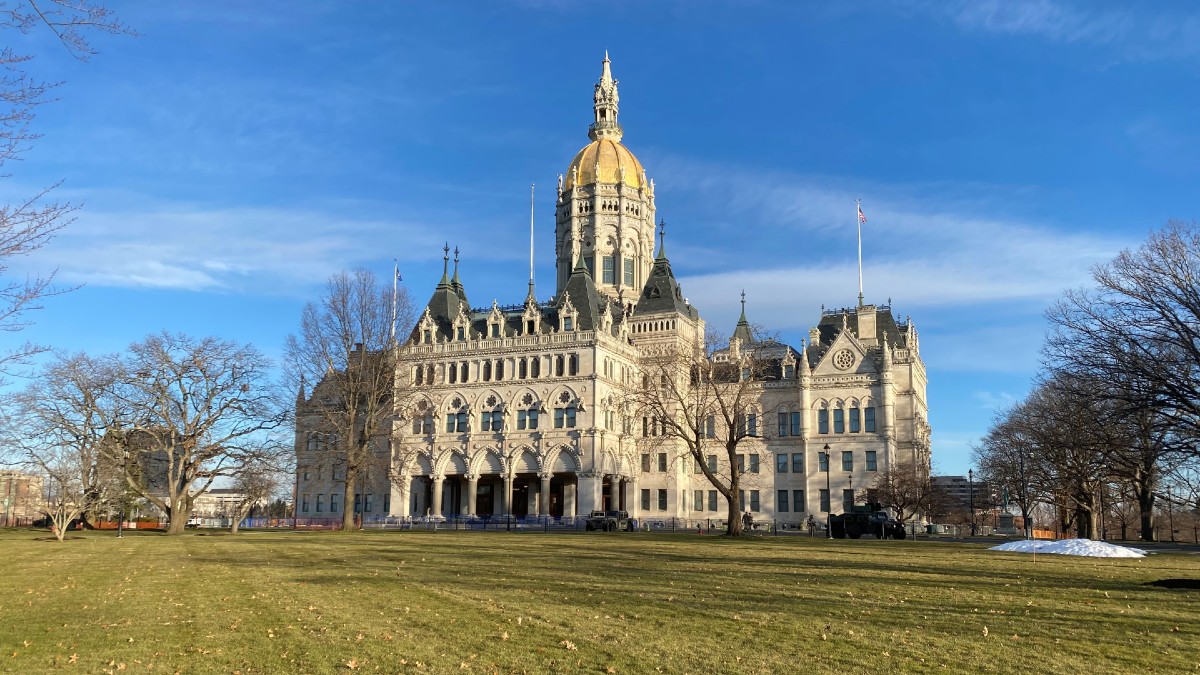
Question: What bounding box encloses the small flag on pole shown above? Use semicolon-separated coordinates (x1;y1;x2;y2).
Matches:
858;204;868;224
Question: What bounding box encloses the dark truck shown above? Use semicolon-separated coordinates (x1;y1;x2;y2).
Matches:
829;503;907;540
585;510;632;532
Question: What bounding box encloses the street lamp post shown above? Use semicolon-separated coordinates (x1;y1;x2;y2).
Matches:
117;446;127;539
847;473;853;512
823;444;831;538
968;469;976;537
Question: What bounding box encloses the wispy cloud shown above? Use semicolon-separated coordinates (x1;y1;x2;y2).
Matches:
932;0;1200;63
11;200;446;293
652;156;1132;338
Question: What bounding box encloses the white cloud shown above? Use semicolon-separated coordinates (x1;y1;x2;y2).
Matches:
11;200;447;293
935;0;1200;63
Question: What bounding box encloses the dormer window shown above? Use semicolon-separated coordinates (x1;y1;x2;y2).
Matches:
423;330;432;344
564;316;573;331
491;324;500;338
456;327;465;341
784;365;795;379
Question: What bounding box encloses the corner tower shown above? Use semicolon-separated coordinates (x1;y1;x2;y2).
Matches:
556;53;657;304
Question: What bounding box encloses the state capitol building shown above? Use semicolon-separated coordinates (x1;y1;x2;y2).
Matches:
295;55;931;528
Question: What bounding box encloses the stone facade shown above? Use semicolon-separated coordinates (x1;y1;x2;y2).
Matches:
294;55;931;526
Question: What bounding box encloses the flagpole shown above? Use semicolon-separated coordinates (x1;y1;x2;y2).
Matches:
391;258;399;342
856;199;864;308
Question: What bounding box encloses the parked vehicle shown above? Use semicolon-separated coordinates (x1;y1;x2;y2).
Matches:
829;503;906;539
585;510;631;532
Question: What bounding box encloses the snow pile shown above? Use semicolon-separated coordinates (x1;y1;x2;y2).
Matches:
989;539;1147;558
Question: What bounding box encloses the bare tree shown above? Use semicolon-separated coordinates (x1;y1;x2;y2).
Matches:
0;2;131;378
867;460;932;523
631;328;778;536
285;269;413;531
119;333;288;535
226;458;285;535
2;351;127;530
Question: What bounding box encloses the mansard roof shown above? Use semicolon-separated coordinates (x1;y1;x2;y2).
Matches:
814;305;905;347
634;248;698;319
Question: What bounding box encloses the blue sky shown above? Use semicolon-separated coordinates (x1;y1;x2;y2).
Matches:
5;0;1197;474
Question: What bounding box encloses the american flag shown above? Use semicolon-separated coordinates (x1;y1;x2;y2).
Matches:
858;205;867;224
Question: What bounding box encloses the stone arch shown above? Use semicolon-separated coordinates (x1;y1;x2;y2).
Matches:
473;389;506;411
439;451;469;476
512;447;541;474
549;445;580;474
813;398;830;411
440;392;469;411
509;387;542;410
415;451;434;476
547;384;579;407
600;449;619;475
474;447;505;475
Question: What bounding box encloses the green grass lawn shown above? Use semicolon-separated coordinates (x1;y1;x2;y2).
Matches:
0;529;1196;674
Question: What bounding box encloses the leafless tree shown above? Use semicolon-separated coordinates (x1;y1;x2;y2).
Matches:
227;458;288;535
1;351;127;530
285;269;413;531
866;460;933;523
119;333;288;535
0;2;131;378
630;328;779;536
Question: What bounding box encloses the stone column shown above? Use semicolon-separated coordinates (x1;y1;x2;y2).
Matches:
526;478;538;514
564;480;577;518
627;476;640;517
539;473;552;517
431;476;444;518
466;474;479;516
391;477;410;518
577;471;601;514
502;474;513;517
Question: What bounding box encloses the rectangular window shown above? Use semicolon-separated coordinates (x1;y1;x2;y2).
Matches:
777;490;789;512
776;453;788;473
457;413;468;432
623;257;634;287
517;410;528;430
842;451;853;472
383;492;390;512
849;407;861;433
694;490;704;511
554;408;564;428
330;494;338;513
784;364;795;379
641;489;650;511
563;316;573;331
866;450;878;472
737;454;745;473
528;409;538;430
819;452;829;472
749;490;760;513
833;408;845;433
707;455;717;472
491;324;500;338
708;490;718;512
749;453;760;474
657;453;667;472
818;409;829;434
354;493;361;512
566;406;577;428
793;489;806;513
316;494;324;513
302;468;309;481
739;490;745;511
641;453;651;473
602;255;615;284
819;489;830;513
792;453;804;474
843;489;854;512
301;495;309;513
446;414;456;433
694;457;703;474
705;415;715;439
865;407;876;433
657;489;667;511
790;412;801;436
748;413;757;437
365;494;373;512
778;412;788;437
481;412;493;432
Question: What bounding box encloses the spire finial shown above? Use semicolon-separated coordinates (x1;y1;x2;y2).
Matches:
656;218;666;259
738;289;748;324
438;242;451;285
589;52;622;142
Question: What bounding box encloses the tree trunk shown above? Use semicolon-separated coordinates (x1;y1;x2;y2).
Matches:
341;472;357;531
164;496;189;535
1137;487;1156;542
725;493;742;537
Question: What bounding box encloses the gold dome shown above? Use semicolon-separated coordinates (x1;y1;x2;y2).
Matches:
563;138;647;191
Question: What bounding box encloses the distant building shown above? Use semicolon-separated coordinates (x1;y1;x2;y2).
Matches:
931;475;995;512
294;55;932;526
1;470;44;525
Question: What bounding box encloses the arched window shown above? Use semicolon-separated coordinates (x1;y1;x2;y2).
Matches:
448;362;457;384
569;354;579;376
556;355;565;377
519;358;528;379
483;361;492;382
531;357;541;378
